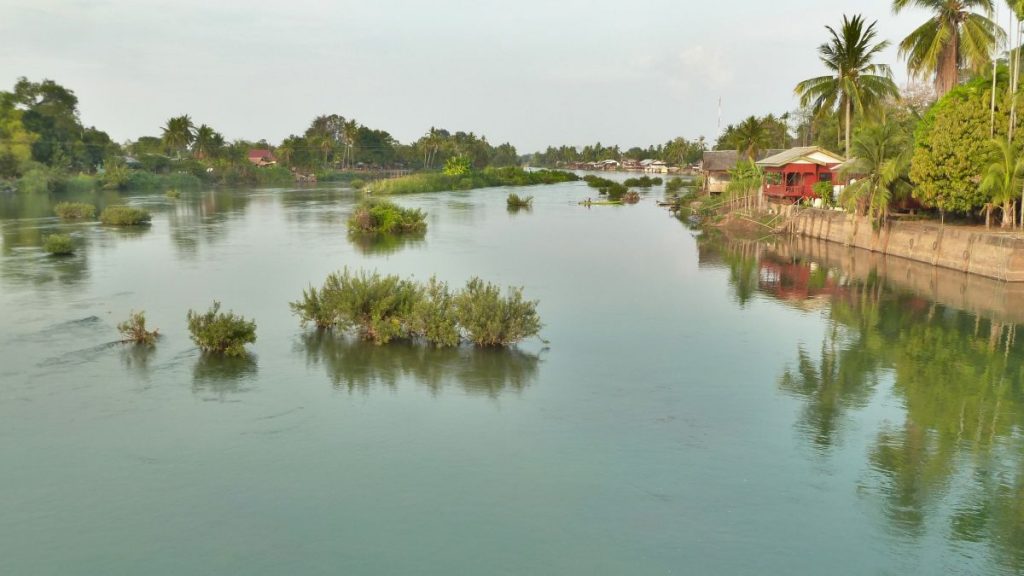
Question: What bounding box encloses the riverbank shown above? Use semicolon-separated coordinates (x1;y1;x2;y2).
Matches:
787;208;1024;282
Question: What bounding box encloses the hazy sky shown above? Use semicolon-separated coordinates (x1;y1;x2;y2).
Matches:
1;0;956;151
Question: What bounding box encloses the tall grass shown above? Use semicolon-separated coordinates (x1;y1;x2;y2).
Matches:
370;167;578;195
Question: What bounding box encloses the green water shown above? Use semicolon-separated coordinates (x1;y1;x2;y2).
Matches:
1;181;1023;575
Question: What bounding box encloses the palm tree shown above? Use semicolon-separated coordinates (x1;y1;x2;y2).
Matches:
839;122;913;225
795;14;900;157
343;119;359;168
192;124;221;160
732;116;772;159
893;0;1001;98
161;115;195;158
979;136;1024;227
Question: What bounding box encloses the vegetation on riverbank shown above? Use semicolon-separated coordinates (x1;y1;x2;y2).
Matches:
290;269;542;347
367;167;578;195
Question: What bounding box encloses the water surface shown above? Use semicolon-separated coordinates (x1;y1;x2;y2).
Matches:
1;181;1023;575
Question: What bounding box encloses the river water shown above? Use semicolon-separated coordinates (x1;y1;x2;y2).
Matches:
1;179;1023;575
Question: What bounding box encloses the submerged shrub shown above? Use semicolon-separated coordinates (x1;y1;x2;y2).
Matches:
408;277;460;347
54;201;96;220
622;190;641;204
186;301;257;357
292;270;544;348
347;198;426;235
165;188;181;199
43;233;75;256
118;310;159;345
454;278;542;347
665;178;687;193
506;193;533;210
99;205;152;226
350;178;366;190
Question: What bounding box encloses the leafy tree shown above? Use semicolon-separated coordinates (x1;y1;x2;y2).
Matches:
443;155;471;176
910;76;1022;216
892;0;1001;97
192;124;224;159
795;14;899;157
0;92;36;177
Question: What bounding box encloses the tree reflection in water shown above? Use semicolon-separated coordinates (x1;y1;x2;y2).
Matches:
299;331;540;397
192;352;258;401
710;233;1024;572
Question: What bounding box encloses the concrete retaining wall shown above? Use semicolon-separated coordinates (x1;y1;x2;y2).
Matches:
789;209;1024;282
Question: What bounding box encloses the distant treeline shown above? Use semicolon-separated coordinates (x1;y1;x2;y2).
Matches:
527;137;708;168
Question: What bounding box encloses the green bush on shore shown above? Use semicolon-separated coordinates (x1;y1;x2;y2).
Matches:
186;302;256;357
43;233;75;255
369;167;578;195
347;198;426;235
54;202;96;220
290;269;543;348
100;205;152;226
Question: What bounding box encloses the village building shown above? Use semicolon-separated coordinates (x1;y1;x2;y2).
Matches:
701;149;784;193
247;149;277;167
755;146;845;204
644;160;668;174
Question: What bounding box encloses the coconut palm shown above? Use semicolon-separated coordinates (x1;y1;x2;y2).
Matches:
161;115;195;158
892;0;1001;98
839;122;913;224
795;14;900;157
979;136;1024;227
343;119;359;168
191;124;222;160
731;116;773;160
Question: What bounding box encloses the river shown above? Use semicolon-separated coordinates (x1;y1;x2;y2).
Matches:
1;179;1022;575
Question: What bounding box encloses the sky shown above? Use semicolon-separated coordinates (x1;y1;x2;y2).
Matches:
0;0;962;152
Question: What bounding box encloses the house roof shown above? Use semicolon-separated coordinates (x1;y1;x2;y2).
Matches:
248;149;275;159
702;149;785;172
755;146;844;168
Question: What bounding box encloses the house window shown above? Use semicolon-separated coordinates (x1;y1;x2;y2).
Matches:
818;173;832;183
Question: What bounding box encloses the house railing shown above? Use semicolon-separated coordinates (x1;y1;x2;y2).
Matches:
764;184;815;199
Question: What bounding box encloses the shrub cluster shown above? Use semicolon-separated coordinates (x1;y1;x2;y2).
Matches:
43;233;75;255
290;269;542;347
347;198;427;235
99;205;152;226
623;176;663;188
54;201;96;220
369;167;578;195
118;311;159;345
622;190;641;204
186;302;257;357
665;178;690;194
506;193;533;210
583;175;628;201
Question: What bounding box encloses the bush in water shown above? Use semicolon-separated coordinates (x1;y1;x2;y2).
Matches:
186;302;256;357
118;310;159;345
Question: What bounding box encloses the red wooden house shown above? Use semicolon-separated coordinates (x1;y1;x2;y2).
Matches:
755;147;845;203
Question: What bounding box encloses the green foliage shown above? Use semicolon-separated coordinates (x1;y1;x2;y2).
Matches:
812;181;835;207
101;158;130;189
43;233;74;255
623;176;662;188
348;198;427;235
583;175;629;200
622;190;641;204
408;277;461;347
63;174;97;194
840;122;912;223
370;167;577;195
16;165;62;194
99;205;152;226
454;278;542;347
717;114;793;157
725;160;763;197
165;188;181;199
665;177;691;194
292;270;543;348
349;178;366;189
186;301;256;357
118;311;159;345
506;193;533;209
443;155;472;176
54;201;95;220
910;78;1022;216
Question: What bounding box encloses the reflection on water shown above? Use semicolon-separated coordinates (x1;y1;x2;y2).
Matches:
192;353;258;400
348;231;426;255
709;233;1024;573
299;331;540;396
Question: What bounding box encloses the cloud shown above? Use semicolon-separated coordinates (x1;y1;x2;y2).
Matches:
675;45;735;92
